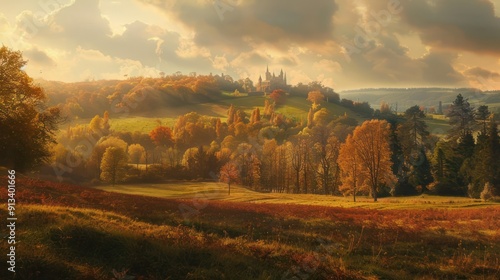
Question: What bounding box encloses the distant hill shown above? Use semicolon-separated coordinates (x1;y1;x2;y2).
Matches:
340;88;500;112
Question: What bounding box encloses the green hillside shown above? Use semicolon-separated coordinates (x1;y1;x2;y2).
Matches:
68;95;367;132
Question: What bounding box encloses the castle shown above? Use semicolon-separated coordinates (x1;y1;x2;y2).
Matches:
256;66;287;93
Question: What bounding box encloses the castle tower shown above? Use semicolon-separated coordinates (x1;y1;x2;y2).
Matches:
258;75;262;89
284;72;287;85
280;69;283;80
266;65;271;80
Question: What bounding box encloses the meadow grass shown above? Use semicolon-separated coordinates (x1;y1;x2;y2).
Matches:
65;95;450;137
95;182;497;210
1;178;499;279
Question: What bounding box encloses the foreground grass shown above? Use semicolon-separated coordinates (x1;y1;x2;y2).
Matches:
1;178;499;279
95;182;497;210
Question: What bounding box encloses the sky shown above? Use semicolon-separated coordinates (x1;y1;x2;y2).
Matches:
2;0;500;91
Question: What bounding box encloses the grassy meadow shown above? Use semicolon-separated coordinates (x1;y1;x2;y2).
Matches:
95;182;496;210
72;94;433;133
1;178;499;279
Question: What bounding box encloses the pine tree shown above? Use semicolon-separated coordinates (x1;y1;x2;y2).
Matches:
446;94;476;140
476;105;490;135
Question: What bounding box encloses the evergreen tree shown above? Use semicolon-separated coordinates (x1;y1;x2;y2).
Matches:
476;105;490;135
408;147;433;193
431;140;463;195
446;94;476;140
397;110;433;195
467;118;500;197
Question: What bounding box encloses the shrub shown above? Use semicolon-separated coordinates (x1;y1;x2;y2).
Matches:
480;182;494;201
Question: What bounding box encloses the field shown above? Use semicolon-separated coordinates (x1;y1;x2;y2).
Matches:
70;95;404;133
95;182;496;210
1;178;499;279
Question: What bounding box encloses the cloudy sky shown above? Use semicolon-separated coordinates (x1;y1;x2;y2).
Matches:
2;0;500;90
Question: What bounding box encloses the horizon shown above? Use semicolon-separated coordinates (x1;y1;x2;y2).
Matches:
1;0;500;91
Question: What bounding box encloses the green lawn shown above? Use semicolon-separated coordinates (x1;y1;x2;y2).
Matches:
95;182;496;210
109;116;177;132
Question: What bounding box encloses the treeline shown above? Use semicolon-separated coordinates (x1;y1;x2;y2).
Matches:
49;91;500;200
42;75;224;119
41;74;341;119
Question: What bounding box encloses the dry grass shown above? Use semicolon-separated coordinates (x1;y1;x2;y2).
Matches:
1;177;499;279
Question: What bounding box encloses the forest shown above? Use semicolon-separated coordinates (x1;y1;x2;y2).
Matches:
1;46;499;202
50;92;500;202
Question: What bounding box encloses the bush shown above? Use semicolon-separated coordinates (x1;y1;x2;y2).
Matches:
467;183;481;199
480;182;494;201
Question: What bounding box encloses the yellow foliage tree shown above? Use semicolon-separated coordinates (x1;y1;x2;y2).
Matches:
338;134;367;201
100;147;128;185
347;120;395;202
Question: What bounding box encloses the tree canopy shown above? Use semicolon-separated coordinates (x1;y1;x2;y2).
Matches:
0;46;60;171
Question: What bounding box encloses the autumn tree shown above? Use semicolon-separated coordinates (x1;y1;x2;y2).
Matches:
227;104;236;125
219;161;239;195
307;91;325;109
149;126;174;147
338;134;366;201
351;120;395;201
268;89;287;105
261;139;278;192
311;125;341;195
290;136;307;193
0;46;60;171
313;108;330;126
100;146;128;185
88;136;128;179
307;108;314;128
250;108;261;124
263;99;275;118
128;143;145;170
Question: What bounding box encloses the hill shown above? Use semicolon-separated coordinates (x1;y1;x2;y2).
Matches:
340;88;500;113
1;177;499;279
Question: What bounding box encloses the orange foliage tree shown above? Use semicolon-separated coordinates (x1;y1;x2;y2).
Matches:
348;120;395;202
219;161;240;195
149;126;174;147
338;134;366;202
307;90;325;109
268;89;287;105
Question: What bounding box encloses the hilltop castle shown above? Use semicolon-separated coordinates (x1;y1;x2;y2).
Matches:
256;66;287;93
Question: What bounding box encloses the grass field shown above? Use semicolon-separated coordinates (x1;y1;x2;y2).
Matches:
67;95;367;133
95;182;496;210
63;95;452;137
1;178;499;279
